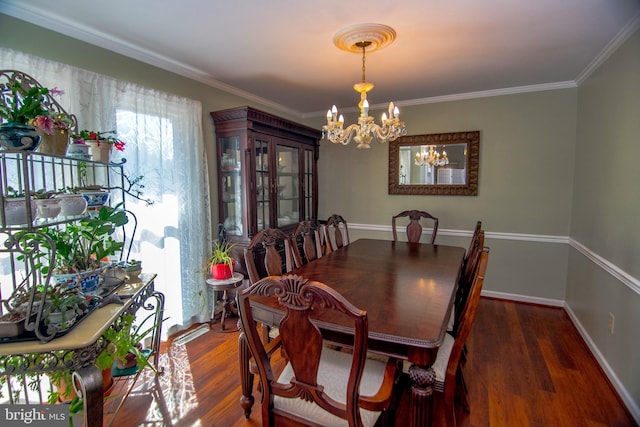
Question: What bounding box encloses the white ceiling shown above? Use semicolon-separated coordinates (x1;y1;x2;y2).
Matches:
2;0;640;118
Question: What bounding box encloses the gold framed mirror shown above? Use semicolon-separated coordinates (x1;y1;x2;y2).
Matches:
388;131;479;196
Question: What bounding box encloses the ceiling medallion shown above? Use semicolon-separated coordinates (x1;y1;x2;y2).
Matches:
323;23;406;149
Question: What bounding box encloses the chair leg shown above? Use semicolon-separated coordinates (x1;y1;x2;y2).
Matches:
443;381;457;427
456;368;470;413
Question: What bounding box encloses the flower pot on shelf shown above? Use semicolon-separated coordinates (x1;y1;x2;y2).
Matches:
2;197;37;226
35;198;62;219
66;142;91;159
80;190;110;208
123;260;142;279
46;308;78;332
52;268;104;294
0;311;28;338
37;127;69;156
85;140;113;163
55;193;88;216
0;123;42;151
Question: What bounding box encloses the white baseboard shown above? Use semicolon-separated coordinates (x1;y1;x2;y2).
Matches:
564;304;640;425
480;289;565;307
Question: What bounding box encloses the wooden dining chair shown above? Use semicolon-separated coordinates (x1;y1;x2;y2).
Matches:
244;227;297;343
431;247;489;427
244;228;295;285
290;219;324;268
391;209;439;244
452;226;485;336
324;214;350;254
238;274;400;427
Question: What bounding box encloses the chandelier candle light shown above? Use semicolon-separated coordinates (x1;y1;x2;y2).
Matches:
323;24;407;148
415;145;449;167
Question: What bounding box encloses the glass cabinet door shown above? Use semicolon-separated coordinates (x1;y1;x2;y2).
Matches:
220;136;243;236
254;136;271;232
276;145;299;228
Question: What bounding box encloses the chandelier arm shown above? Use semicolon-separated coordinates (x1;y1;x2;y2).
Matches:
325;123;360;145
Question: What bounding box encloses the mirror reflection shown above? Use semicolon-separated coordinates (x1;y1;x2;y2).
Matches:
399;143;467;185
389;131;479;196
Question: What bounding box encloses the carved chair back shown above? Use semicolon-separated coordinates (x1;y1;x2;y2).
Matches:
324;214;350;254
391;209;439;244
238;274;369;426
290;220;324;268
244;228;295;284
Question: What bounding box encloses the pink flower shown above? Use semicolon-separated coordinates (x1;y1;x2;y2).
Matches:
31;115;55;135
49;87;64;97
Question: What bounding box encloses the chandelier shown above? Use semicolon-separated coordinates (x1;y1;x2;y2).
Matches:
323;24;407;149
415;145;449;167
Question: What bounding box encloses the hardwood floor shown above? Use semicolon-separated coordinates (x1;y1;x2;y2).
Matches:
106;298;637;427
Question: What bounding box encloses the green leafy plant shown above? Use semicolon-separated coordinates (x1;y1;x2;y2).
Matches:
207;240;235;268
0;80;58;125
97;312;162;373
38;203;129;273
5;186;25;198
44;286;88;317
32;189;57;199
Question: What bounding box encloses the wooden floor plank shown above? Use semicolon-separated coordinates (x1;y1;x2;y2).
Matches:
106;298;637;427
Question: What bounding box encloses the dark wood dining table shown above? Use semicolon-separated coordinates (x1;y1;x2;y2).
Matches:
238;238;466;427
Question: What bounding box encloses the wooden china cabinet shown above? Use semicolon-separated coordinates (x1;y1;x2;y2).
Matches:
210;107;321;245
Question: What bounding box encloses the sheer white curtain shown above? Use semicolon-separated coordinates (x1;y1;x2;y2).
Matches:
1;48;212;337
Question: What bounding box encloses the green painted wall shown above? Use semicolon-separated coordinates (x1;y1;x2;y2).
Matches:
568;27;640;412
311;89;577;301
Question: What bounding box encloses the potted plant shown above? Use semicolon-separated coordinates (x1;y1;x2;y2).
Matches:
97;312;159;373
43;285;89;332
36;203;129;292
33;112;73;156
2;186;37;226
54;187;88;217
0;73;63;151
71;129;126;162
0;277;47;338
33;189;62;219
207;240;236;280
121;259;142;279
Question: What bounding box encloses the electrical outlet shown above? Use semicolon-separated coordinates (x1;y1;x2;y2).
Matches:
608;312;615;334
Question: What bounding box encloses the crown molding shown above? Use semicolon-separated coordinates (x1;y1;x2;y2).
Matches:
575;11;640;85
0;1;300;117
302;81;578;119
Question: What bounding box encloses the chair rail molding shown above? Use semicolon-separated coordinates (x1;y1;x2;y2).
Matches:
569;238;640;296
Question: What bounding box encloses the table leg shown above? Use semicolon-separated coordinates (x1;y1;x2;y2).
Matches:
74;364;103;427
210;289;218;324
408;363;436;427
238;330;255;418
220;290;229;331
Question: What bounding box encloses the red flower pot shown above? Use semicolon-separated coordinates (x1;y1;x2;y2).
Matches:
211;260;235;279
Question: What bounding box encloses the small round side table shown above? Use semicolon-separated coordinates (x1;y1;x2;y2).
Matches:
206;272;244;332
